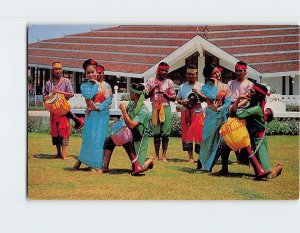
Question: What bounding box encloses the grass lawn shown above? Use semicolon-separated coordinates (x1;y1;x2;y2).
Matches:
27;133;299;200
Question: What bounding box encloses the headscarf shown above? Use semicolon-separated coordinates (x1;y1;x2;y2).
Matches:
130;85;145;116
253;84;271;121
52;62;62;69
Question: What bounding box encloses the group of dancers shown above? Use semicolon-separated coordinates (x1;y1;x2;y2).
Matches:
42;59;283;179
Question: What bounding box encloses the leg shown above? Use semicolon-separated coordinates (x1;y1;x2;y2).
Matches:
161;106;172;162
55;144;62;158
245;146;270;179
100;137;116;173
123;142;146;175
161;136;169;162
213;141;231;175
188;149;194;163
153;135;161;160
102;149;113;173
61;145;67;160
73;160;82;170
60;136;69;160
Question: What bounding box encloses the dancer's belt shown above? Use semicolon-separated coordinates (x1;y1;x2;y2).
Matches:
254;131;265;138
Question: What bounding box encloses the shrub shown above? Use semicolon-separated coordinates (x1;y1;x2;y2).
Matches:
28;114;299;136
120;94;130;101
147;113;181;137
286;105;300;112
27;118;83;136
266;119;299;135
27;118;50;134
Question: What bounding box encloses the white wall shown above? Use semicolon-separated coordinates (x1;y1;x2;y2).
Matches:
262;76;282;94
263;75;299;95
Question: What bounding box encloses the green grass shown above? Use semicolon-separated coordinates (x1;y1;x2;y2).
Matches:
27;133;299;200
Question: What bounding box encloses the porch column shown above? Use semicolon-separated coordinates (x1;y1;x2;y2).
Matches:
198;54;205;83
126;77;131;92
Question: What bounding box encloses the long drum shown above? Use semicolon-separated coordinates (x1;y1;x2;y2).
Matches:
44;93;70;116
110;119;133;146
219;117;251;151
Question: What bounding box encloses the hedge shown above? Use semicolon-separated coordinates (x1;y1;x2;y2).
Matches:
28;114;299;136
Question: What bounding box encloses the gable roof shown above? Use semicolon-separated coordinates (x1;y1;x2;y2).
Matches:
28;25;300;79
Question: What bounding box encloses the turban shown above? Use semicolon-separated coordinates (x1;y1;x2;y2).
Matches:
52;62;62;69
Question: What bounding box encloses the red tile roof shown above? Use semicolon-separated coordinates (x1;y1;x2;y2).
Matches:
28;25;300;76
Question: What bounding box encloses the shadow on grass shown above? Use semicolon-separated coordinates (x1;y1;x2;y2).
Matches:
177;167;268;181
33;154;57;159
63;167;143;176
33;154;78;160
166;158;187;163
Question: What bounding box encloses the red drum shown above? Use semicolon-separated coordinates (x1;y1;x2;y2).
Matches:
44;93;71;116
110;119;133;146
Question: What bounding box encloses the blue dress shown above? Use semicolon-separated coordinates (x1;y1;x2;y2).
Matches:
199;84;231;171
78;81;112;168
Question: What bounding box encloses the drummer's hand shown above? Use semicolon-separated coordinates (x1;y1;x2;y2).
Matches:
88;102;98;111
43;95;50;101
51;89;59;95
119;103;127;112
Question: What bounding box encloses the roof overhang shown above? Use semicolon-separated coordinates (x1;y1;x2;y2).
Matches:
28;64;144;78
261;71;299;78
142;35;263;81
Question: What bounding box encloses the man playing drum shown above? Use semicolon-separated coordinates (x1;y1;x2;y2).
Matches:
43;62;74;160
226;83;283;179
176;64;205;163
100;83;154;176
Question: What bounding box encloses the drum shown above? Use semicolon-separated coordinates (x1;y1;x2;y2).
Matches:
110;119;133;146
219;117;251;151
44;93;71;116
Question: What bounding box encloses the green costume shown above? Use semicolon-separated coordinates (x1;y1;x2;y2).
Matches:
236;105;271;171
152;105;172;137
127;101;151;165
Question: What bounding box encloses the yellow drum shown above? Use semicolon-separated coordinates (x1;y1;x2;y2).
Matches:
219;117;251;151
44;93;70;116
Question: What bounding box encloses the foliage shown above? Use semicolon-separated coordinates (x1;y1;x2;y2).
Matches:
27;118;50;134
27;117;82;136
147;113;181;137
28;114;299;136
28;106;45;111
286;104;300;112
120;94;130;101
266;119;300;135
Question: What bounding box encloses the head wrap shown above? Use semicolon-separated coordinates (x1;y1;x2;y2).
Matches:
130;84;145;115
253;84;271;121
83;59;98;71
217;65;223;73
156;63;170;76
52;62;62;69
96;65;105;73
235;63;247;71
201;84;218;100
187;68;198;74
253;85;271;97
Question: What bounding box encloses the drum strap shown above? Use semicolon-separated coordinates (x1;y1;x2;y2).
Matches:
254;132;265;155
136;120;150;158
